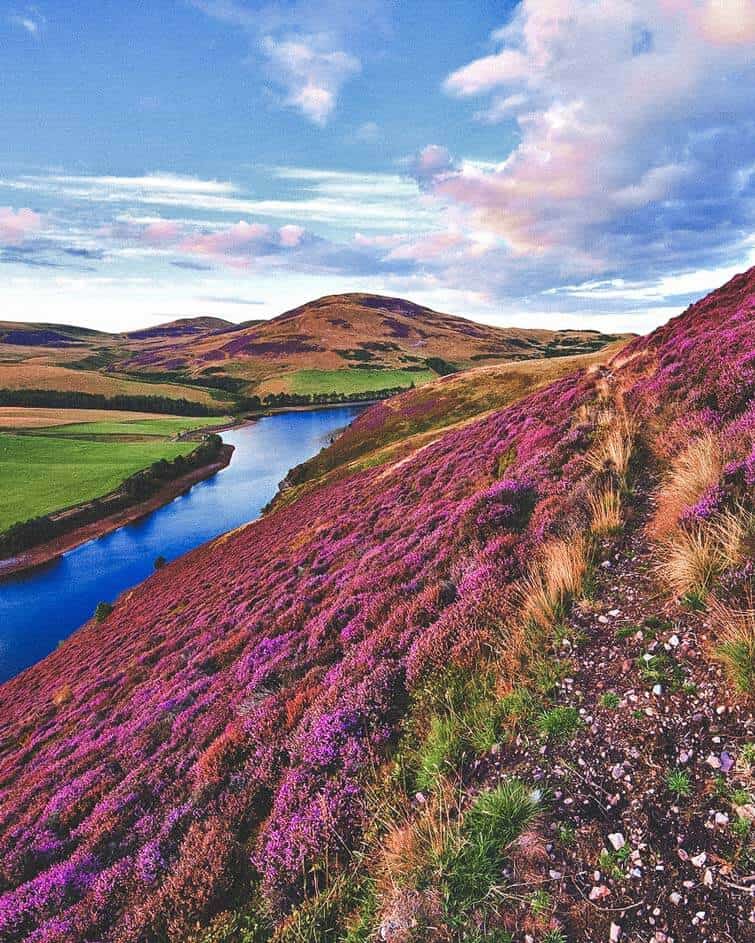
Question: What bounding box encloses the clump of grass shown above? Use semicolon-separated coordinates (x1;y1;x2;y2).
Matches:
708;595;755;697
557;823;576;846
599;691;620;709
528;657;572;697
519;535;589;632
740;742;755;767
535;706;582;741
650;433;722;537
585;411;635;486
598;846;630;879
589;484;623;535
665;768;692;799
528;888;551;917
442;779;541;914
542;931;568;943
637;652;683;689
657;507;750;598
415;715;465;793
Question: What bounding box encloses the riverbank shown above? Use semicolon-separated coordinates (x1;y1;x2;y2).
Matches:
0;443;234;580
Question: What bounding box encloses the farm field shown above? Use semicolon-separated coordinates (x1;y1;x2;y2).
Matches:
287;366;436;395
0;415;219;531
0;407;223;430
0;363;219;405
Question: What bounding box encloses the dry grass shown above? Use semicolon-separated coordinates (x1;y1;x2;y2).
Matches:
374;782;459;897
588;485;622;535
584;411;635;485
518;535;589;632
708;595;755;697
649;433;723;538
657;507;750;597
0;363;215;404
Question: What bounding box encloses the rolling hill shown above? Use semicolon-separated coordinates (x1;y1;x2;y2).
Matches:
0;295;626;404
0;270;751;941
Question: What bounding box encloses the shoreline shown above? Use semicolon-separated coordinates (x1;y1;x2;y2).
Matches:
0;443;235;580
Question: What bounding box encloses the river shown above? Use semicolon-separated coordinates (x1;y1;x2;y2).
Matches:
0;405;364;682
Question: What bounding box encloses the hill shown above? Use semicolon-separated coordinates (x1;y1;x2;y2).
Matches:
0;272;752;941
0;298;626;406
118;293;627;397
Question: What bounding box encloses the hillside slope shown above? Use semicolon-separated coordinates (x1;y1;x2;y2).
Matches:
118;293;626;396
0;297;625;403
0;272;752;942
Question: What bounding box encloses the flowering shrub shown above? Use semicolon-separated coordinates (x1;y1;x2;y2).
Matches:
0;268;752;940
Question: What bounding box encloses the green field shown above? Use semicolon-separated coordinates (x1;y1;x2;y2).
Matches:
0;417;220;531
45;416;223;437
288;367;436;396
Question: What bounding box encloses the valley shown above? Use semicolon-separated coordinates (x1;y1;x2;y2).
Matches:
0;270;751;942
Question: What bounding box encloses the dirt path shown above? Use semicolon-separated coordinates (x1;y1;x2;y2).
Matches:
471;483;754;941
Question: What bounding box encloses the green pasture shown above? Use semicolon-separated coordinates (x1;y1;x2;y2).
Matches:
287;367;436;396
0;417;218;531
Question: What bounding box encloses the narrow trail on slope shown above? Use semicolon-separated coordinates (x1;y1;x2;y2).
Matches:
462;471;754;942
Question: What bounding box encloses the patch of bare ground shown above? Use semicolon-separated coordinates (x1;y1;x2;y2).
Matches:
460;480;753;942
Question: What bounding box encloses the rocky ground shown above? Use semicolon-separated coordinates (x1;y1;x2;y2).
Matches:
453;487;754;942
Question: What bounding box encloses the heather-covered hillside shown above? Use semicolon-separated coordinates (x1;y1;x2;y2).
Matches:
0;271;752;942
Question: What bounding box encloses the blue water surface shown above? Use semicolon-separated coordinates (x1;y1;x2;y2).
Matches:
0;406;363;682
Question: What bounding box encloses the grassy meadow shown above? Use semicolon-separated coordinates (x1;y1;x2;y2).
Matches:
0;413;224;532
287;366;436;395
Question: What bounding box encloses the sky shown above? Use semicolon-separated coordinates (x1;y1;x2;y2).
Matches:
1;0;754;333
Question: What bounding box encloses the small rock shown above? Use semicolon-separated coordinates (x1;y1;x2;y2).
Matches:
669;891;683;905
609;922;622;942
705;754;722;770
611;764;624;780
719;751;734;772
590;885;611;900
690;852;707;867
608;832;625;851
608;608;621;617
669;634;680;647
714;811;729;826
652;684;663;696
703;868;714;887
598;615;610;624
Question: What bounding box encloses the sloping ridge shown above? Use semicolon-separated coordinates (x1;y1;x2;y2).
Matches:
0;270;752;941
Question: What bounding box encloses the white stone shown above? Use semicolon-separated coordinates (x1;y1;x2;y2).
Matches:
610;922;622;942
669;892;682;905
608;832;626;850
690;852;707;867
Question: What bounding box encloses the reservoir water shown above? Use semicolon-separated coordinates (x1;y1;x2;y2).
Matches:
0;405;363;682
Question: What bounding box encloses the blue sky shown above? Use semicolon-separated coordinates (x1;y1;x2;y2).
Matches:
2;1;754;332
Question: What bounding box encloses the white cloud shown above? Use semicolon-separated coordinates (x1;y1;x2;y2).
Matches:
433;0;755;284
191;0;388;124
9;6;46;37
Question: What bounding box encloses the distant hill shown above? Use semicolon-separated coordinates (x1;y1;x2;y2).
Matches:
116;293;628;396
0;296;626;401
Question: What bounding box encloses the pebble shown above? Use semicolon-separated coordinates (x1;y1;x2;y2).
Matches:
608;832;626;850
669;892;682;905
690;851;707;867
598;615;610;624
608;608;621;617
609;922;622;942
590;885;611;900
714;811;729;826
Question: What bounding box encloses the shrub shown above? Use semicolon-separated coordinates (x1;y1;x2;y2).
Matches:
94;601;114;622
